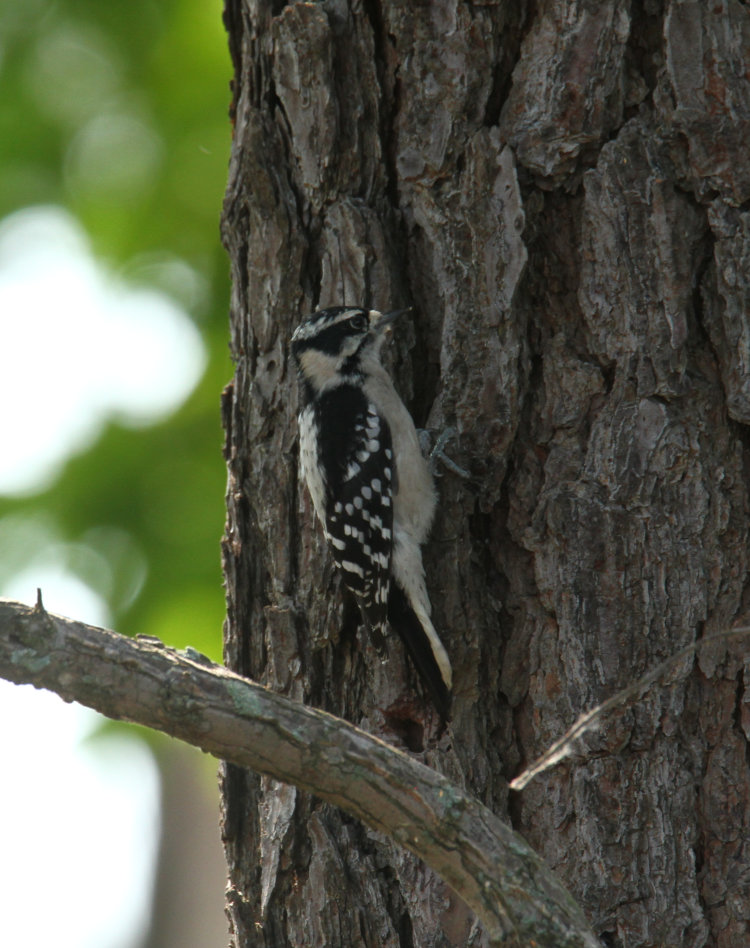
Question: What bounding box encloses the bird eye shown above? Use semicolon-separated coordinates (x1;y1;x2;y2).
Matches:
349;313;367;331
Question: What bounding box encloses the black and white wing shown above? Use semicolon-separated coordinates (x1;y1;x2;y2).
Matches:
314;384;394;652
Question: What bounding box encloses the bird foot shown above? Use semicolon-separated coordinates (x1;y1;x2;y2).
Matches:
418;427;470;479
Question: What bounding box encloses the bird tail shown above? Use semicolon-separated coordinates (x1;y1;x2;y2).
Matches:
359;608;389;659
388;582;452;720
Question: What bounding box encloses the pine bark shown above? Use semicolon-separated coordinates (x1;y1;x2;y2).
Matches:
220;2;750;946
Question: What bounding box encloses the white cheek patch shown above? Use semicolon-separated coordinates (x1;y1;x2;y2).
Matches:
299;349;338;385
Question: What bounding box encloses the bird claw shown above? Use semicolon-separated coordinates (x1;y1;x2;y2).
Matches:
419;427;471;479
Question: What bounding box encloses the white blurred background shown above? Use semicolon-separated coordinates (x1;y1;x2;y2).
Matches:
1;0;233;943
0;207;227;948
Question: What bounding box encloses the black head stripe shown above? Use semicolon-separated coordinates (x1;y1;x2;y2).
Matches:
299;322;363;357
291;307;368;358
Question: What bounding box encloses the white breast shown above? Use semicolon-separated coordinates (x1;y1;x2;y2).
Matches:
362;369;436;543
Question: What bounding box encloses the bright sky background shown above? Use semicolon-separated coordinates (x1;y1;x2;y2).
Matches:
0;205;207;948
0;205;206;494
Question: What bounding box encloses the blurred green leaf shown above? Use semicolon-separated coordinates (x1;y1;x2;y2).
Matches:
0;0;232;661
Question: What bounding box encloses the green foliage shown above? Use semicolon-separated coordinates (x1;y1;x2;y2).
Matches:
0;0;232;660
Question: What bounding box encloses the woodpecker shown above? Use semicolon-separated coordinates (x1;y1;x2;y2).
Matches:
291;306;452;719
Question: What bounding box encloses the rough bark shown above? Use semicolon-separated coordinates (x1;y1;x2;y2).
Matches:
220;1;750;946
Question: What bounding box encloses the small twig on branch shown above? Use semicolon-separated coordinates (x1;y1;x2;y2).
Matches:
0;597;600;948
511;626;750;792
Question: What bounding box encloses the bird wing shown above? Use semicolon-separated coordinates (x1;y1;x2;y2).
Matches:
316;388;394;648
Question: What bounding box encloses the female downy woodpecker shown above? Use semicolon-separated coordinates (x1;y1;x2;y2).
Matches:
291;306;452;719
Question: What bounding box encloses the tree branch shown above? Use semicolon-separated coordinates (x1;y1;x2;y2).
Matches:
0;597;599;948
511;627;750;791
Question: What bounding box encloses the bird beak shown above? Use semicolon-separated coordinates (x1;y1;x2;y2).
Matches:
373;308;411;332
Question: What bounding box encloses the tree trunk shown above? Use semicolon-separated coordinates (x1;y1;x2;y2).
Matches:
219;2;750;946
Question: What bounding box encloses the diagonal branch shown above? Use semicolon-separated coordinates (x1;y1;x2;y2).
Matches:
0;596;599;948
510;626;750;792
